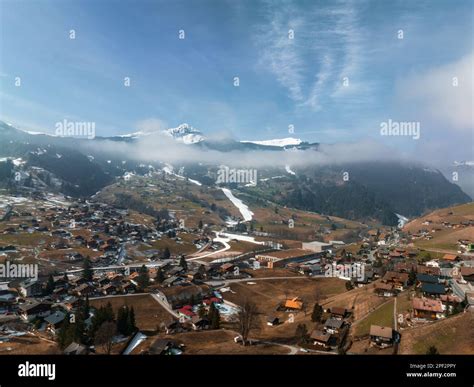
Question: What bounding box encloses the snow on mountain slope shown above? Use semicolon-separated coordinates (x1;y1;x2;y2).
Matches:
163;123;204;144
285;165;296;175
240;137;302;147
221;188;254;221
454;161;474;167
118;123;204;144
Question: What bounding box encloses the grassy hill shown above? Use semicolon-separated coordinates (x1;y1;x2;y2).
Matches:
403;202;474;253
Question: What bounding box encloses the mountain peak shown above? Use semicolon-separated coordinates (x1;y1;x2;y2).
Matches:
163;123;204;144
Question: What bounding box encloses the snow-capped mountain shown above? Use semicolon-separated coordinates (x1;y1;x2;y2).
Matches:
118;123;204;144
240;137;302;147
162;123;204;144
453;160;474;167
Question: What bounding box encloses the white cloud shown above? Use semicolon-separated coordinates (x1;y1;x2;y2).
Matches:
256;0;371;111
134;118;167;133
395;53;474;133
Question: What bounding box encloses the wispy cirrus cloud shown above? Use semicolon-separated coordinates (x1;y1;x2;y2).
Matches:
255;0;371;111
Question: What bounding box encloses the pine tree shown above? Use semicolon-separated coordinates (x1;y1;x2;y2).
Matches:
155;268;165;284
295;324;309;345
408;267;416;286
83;257;93;282
83;295;90;319
311;303;323;322
163;247;171;260
426;345;439;355
137;265;150;291
179;255;188;271
208;303;220;329
117;306;128;335
57;314;75;349
127;306;136;335
45;274;55;295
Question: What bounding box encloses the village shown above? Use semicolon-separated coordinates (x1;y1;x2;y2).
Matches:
0;192;473;356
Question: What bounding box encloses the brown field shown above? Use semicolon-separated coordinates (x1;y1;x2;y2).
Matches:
413;227;474;252
90;294;174;331
159;329;291;355
352;299;394;337
321;281;387;321
222;277;347;342
403;202;474;253
0;334;60;355
139;232;199;255
399;312;474;354
242;267;302;278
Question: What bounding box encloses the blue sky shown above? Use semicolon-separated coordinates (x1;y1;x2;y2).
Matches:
0;0;472;156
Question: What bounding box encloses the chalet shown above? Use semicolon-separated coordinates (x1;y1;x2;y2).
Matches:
382;271;408;290
44;311;66;334
256;249;318;269
417;265;441;276
190;316;210;330
299;264;322;276
284;297;303;311
421;283;446;297
19;300;52;321
64;341;88;355
375;283;397;297
440;294;461;305
186;270;203;282
220;263;235;274
394;262;416;273
163;320;182;335
162;275;182;287
160;285;209;309
266;316;280;326
442;254;459;263
149;339;179;355
369;325;395;348
328;307;348;320
0;290;18;309
203;297;221;306
310;330;334;349
324;317;344;334
166;266;185;277
412;297;444;320
460;267;474;284
177;305;196;320
51;287;68;301
19;279;43;297
62;296;81;311
121;282;136;294
73;283;96;297
53;275;70;289
101;283;118;295
416;273;440;285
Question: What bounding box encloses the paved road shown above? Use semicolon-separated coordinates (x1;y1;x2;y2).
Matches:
150;293;179;318
205;274;325;287
187;238;230;261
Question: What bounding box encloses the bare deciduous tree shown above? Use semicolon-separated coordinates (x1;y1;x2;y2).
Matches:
95;321;116;354
236;298;259;346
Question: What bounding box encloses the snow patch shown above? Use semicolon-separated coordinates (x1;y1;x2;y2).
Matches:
221;188;253;221
241;137;302;147
285;165;296;175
